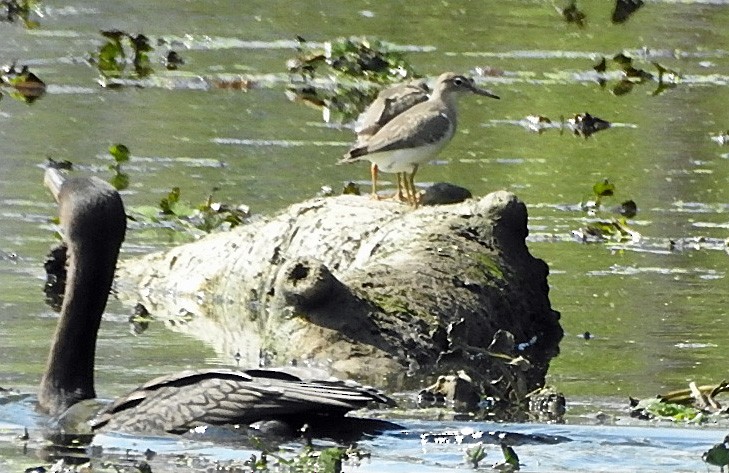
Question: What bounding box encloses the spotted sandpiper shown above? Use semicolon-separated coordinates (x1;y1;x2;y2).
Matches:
340;72;499;206
352;78;430;201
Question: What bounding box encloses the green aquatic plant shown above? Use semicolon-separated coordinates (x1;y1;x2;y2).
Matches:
0;62;46;103
500;444;521;471
591;179;615;206
555;0;643;26
289;36;417;83
94;30;154;83
518;112;611;138
286;36;421;124
558;0;586;27
593;53;680;96
257;444;364;473
573;179;640;243
108;143;130;190
163;50;185;70
1;0;40;28
286;81;375;125
132;186;250;235
465;443;487;468
630;381;729;423
630;398;704;422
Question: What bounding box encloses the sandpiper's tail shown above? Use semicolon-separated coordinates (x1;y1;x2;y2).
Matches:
338;145;368;164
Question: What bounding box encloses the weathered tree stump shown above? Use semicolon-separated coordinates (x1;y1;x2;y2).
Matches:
115;191;562;394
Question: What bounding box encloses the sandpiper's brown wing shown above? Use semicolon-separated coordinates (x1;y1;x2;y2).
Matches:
354;81;430;137
341;104;452;163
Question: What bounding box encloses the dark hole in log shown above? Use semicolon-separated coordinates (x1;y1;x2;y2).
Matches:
290;263;309;283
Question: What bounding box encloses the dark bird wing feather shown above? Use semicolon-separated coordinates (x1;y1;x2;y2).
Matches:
91;368;392;433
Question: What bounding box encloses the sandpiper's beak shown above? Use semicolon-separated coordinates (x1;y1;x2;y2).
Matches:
471;86;500;100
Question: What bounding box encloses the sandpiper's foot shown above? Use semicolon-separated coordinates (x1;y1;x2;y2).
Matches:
387;173;410;204
390;192;408;202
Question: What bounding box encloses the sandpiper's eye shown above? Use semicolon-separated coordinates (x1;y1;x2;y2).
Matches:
453;77;464;86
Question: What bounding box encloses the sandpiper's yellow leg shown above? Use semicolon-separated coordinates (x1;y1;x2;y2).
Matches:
370;163;380;200
397;173;407;201
405;164;419;207
389;173;408;202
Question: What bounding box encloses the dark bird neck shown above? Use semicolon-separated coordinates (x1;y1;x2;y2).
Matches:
38;175;126;415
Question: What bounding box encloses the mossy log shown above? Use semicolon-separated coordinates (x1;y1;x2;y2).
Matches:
115;191;562;392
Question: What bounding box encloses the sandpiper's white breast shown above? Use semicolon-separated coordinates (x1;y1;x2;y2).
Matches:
367;142;447;173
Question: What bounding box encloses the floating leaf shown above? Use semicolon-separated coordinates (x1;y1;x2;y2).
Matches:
100;29;126;42
561;0;586;27
1;63;46;102
612;0;644;24
317;447;347;472
109;144;130;163
612;79;635;96
6;70;45;90
1;0;41;28
592;179;615;198
576;219;640;243
593;57;607;73
150;187;249;233
130;34;153;77
618;200;637;218
159;187;181;215
288;36;418;82
629;397;703;422
624;66;653;81
652;81;676;96
342;182;361;195
109;171;129;191
164;51;185;70
46;157;73;171
97;41;126;78
612;53;633;68
651;62;680;96
129;303;153;335
130;205;162;221
94;30;155;81
568;112;611;138
129;34;152;53
653;62;679;81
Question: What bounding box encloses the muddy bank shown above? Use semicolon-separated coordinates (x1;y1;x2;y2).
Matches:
115;190;562;392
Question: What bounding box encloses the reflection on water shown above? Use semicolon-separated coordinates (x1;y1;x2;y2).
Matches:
2;0;729;470
2;394;726;472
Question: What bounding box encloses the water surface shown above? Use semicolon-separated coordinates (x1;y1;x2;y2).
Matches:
1;0;729;470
